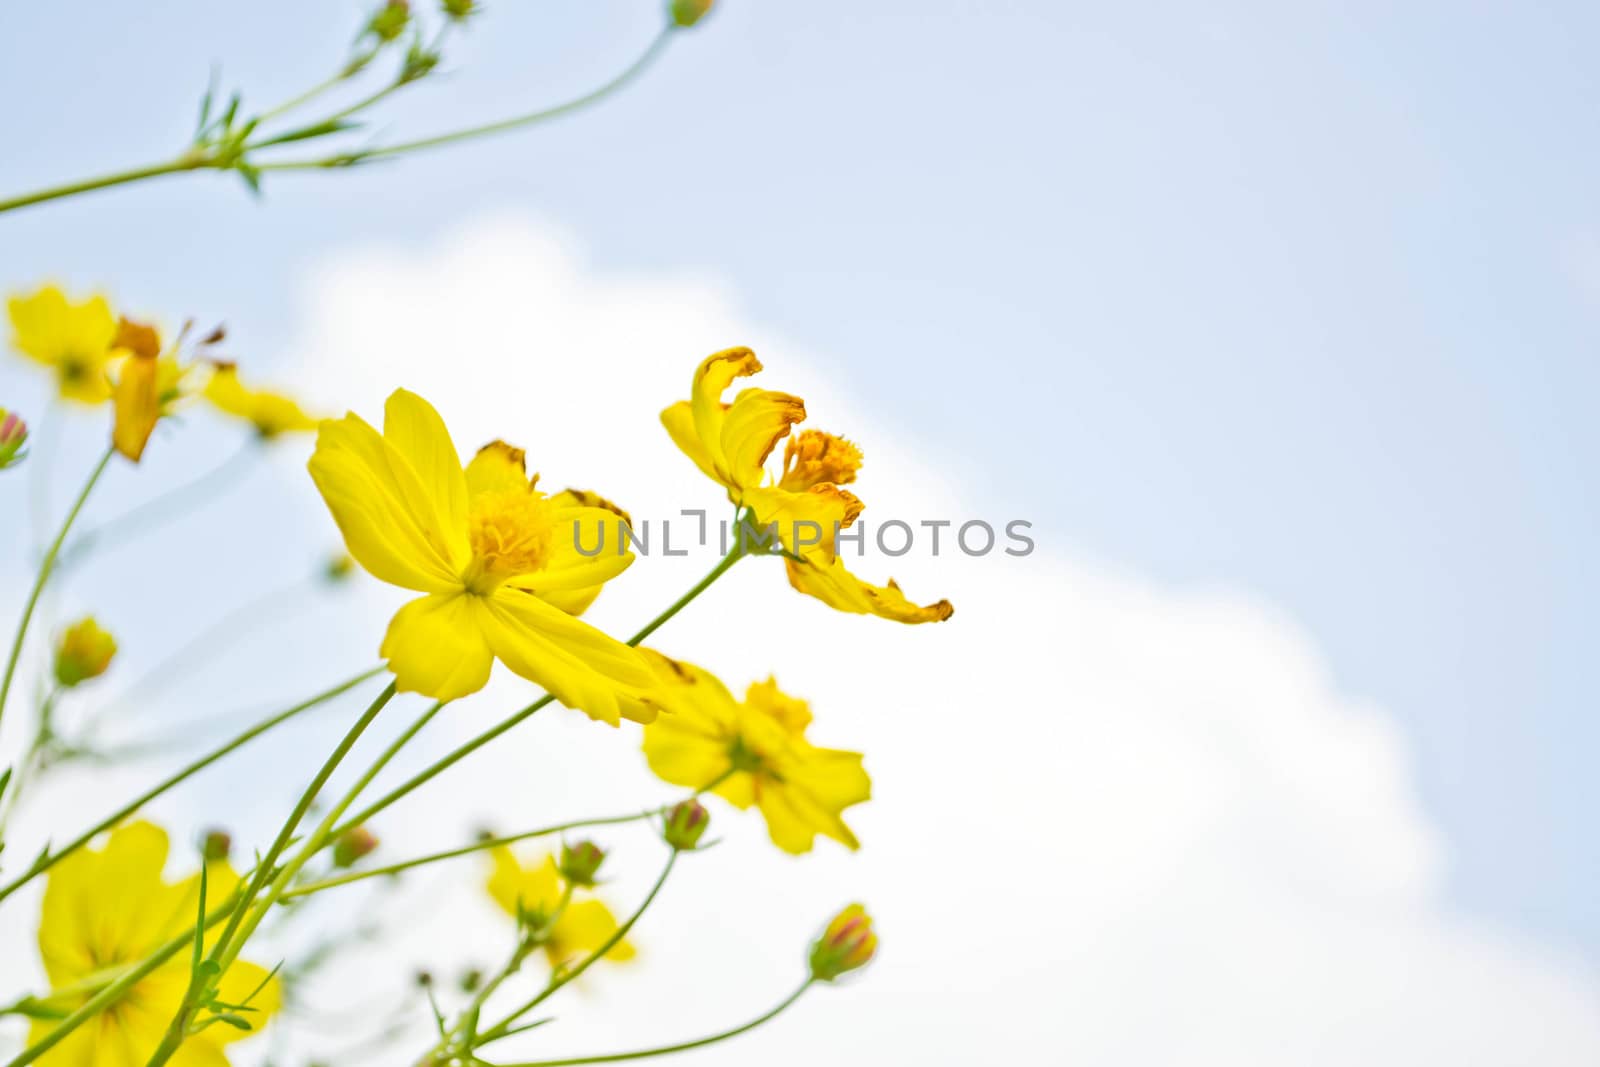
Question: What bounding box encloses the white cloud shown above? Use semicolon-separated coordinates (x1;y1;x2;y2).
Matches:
3;216;1596;1065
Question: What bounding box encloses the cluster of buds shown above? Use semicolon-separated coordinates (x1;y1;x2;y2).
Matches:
808;904;877;982
333;826;380;868
0;408;27;470
662;799;710;851
53;618;117;688
558;840;607;887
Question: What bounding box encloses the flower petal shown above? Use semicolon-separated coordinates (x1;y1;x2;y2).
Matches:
510;503;635;616
720;387;805;491
744;484;863;561
465;439;533;498
661;400;725;490
481;589;659;726
380;592;495;700
687;347;763;487
551;899;636;966
308;413;461;593
384;389;470;564
785;556;954;624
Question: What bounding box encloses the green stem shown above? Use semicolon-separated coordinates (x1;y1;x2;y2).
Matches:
57;440;258;572
0;447;114;743
355;28;674;161
477;849;679;1047
0;156;209;216
211;690;433;976
282;809;658;900
493;982;814;1067
329;543;744;839
0;666;383;907
201;682;397;981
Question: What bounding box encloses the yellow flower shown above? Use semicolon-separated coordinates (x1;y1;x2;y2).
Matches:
662;348;952;624
485;848;637;970
203;363;319;439
53;617;117;687
30;821;281;1066
7;285;120;404
307;389;661;724
640;653;870;854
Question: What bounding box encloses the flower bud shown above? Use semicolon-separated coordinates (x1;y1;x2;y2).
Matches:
0;409;28;470
333;826;379;868
367;0;411;42
201;829;233;863
808;904;877;982
441;0;476;20
557;840;607;887
323;552;356;583
662;799;709;851
669;0;715;28
53;618;117;688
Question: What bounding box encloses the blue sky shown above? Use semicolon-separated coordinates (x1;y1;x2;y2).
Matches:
1;0;1596;971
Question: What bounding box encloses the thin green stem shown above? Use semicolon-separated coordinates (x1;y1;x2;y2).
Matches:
492;981;815;1067
282;810;658;900
0;666;382;907
75;572;316;744
201;682;397;979
477;849;680;1046
57;440;258;572
330;544;745;840
0;155;210;216
0;447;114;743
356;28;674;161
211;690;433;976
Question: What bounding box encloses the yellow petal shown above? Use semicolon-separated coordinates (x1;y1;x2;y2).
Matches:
384;389;470;564
111;352;162;462
785;556;953;624
208;959;282;1044
660;400;725;491
380;592;495;700
308;413;462;593
486;846;562;918
465;439;534;497
687;347;763;489
742;483;863;561
481;589;659;726
765;746;871;852
550;899;635;967
720;387;805;491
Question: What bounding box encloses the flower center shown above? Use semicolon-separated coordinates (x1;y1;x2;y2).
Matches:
465;488;557;592
779;430;862;491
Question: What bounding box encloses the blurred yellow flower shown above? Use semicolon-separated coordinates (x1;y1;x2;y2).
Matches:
640;653;870;854
53;617;117;687
486;848;637;970
308;389;661;723
203;363;319;439
30;821;280;1065
662;348;952;624
7;285;119;404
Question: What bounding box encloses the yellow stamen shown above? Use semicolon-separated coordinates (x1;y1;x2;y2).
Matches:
779;430;863;491
465;488;557;592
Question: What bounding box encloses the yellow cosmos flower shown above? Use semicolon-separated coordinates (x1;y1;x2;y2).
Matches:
7;285;119;404
662;348;952;624
308;389;660;724
203;363;319;439
30;821;280;1066
485;848;637;970
640;653;870;854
